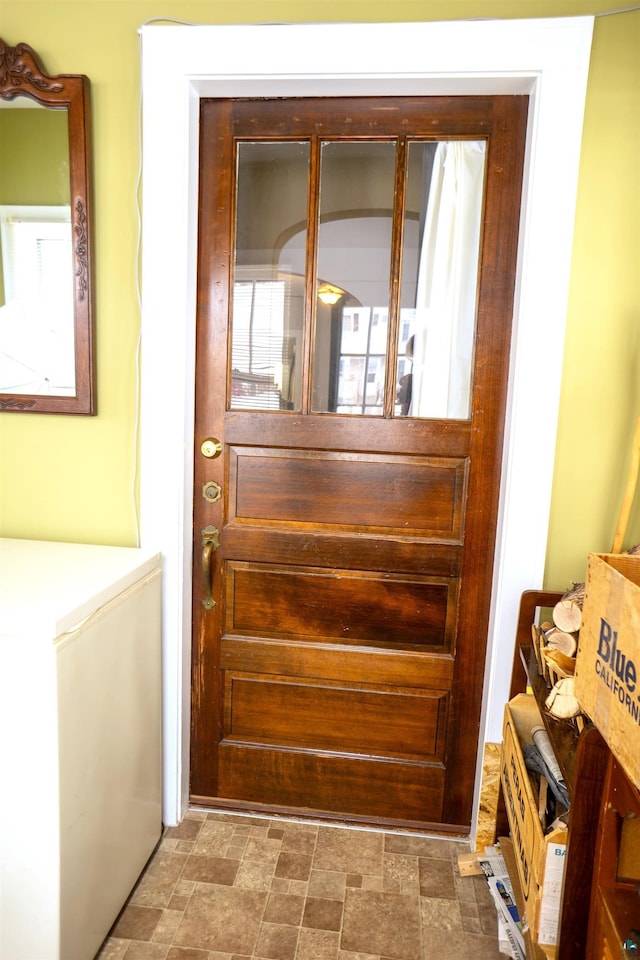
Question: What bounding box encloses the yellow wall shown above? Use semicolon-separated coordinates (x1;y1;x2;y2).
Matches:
0;2;639;585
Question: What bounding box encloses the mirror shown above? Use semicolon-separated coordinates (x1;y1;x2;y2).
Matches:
0;37;95;414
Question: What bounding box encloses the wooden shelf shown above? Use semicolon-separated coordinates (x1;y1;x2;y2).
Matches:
500;590;610;960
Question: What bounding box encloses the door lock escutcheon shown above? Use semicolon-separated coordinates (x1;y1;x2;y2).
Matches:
202;480;222;504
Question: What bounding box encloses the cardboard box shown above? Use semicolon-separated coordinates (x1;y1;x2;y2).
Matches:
501;695;567;954
575;552;640;789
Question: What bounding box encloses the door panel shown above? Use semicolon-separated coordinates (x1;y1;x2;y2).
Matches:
230;448;467;536
218;744;445;822
226;563;456;649
223;674;448;760
192;95;528;830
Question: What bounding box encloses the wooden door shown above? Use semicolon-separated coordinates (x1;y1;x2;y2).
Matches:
191;96;528;831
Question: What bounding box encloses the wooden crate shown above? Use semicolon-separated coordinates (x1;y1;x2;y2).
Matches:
575;552;640;789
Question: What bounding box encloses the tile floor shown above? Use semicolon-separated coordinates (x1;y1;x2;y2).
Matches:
96;809;507;960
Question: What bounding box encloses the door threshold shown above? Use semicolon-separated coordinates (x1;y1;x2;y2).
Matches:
188;795;470;840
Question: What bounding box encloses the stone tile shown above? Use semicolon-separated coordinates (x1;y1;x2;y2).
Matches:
226;838;249;858
182;855;239;885
454;872;479;903
244;837;283;864
307;870;347;900
274;851;313;881
165;820;203;842
131;852;189;908
254;921;299;960
166;948;212;960
461;914;483;934
302;897;343;932
419;896;463;931
381;877;401;893
288;880;309;897
231;822;254;836
341;889;421;959
173;886;267;953
280;826;318;856
270;877;291;893
112;904;164;941
295;928;340;960
279;821;319;839
263;891;306;926
250;824;271;839
360;876;383;892
400;879;421;897
476;895;499;938
383;853;419;882
168;894;191;911
161;839;180;853
418;857;457;900
337;953;383;960
123;943;170;959
152;909;184;943
175;841;196;855
235;859;276;890
459;899;480;919
96;940;130;960
174;880;196;897
315;828;383;876
191;822;236;857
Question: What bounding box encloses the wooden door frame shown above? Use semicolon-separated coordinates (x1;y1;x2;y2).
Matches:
139;18;594;830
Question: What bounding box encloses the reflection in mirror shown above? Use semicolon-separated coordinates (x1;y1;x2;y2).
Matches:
0;98;74;395
0;38;94;414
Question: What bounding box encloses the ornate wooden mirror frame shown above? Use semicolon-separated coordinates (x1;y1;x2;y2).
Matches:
0;38;95;414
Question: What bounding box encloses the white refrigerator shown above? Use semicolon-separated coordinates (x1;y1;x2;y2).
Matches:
0;539;163;960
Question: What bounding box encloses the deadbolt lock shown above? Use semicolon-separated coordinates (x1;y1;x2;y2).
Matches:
201;437;222;459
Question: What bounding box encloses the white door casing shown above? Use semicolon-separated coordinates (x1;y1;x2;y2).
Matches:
139;18;594;829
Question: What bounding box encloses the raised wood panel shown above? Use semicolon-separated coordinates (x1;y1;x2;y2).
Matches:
226;562;458;650
229;448;467;538
220;637;455;688
218;743;445;821
222;526;463;577
223;673;448;761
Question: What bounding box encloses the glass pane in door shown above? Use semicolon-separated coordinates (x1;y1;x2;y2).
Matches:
396;140;486;420
230;142;309;411
311;141;396;415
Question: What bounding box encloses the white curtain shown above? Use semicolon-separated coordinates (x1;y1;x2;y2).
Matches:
410;141;486;419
